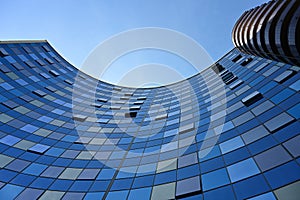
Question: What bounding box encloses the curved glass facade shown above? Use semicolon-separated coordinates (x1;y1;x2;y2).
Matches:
0;41;299;199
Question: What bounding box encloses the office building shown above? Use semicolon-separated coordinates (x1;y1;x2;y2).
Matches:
0;1;299;199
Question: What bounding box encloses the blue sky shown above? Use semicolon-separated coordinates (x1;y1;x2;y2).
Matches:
1;0;267;84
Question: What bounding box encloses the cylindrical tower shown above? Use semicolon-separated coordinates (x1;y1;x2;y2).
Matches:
232;0;300;66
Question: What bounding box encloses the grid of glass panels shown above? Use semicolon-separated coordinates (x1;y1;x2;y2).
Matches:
0;42;299;199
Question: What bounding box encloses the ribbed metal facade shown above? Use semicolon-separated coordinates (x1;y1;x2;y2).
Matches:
232;0;300;66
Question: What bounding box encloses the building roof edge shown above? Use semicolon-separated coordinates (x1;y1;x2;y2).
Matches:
0;40;48;44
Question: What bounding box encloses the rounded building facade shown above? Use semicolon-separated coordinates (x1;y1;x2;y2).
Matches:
232;0;300;66
0;40;299;200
